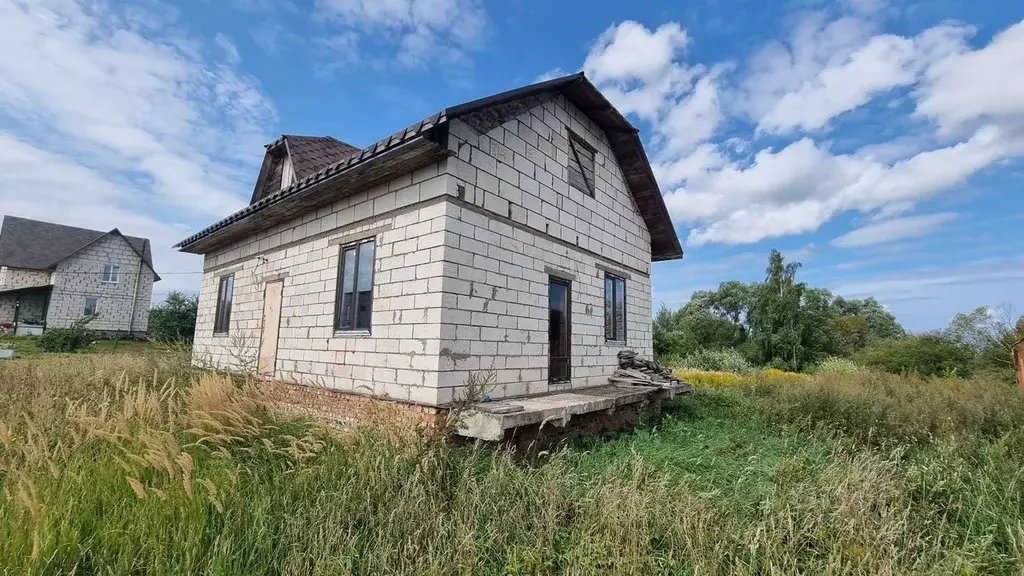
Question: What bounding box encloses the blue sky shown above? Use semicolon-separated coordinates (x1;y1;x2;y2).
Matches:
0;0;1022;331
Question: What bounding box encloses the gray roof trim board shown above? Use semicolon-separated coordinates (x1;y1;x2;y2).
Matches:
176;73;683;261
0;216;160;281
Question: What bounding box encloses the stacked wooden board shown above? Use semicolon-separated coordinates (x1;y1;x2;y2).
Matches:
610;350;693;393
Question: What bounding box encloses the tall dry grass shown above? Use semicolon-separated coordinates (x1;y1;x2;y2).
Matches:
0;350;1022;574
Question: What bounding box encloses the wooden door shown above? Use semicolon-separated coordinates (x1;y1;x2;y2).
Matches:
548;278;571;383
258;280;284;377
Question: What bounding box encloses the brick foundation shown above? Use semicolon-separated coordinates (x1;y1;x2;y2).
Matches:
264;380;447;427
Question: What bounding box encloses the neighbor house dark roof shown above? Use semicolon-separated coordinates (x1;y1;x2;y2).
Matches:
177;73;683;261
0;216;159;280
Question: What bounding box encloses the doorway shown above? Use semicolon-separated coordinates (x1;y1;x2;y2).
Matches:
548;277;571;383
258;280;284;377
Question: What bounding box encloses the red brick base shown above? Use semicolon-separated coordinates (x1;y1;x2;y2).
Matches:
263;381;447;428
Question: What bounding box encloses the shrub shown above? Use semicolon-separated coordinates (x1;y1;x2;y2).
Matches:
760;368;811;384
677;348;754;373
148;292;198;342
673;369;744;387
858;334;974;378
748;370;1024;446
38;318;94;353
810;356;866;375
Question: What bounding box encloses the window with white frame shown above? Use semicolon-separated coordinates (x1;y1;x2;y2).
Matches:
101;264;120;283
84;297;98;317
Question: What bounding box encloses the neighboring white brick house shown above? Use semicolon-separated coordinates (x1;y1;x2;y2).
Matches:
0;216;159;336
179;74;682;408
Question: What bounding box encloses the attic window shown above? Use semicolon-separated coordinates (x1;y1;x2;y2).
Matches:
567;130;595;197
102;265;120;283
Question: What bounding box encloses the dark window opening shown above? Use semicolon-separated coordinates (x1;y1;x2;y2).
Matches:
214;274;234;334
604;274;626;342
567;130;596;197
335;239;375;331
84;297;98;317
549;278;571;382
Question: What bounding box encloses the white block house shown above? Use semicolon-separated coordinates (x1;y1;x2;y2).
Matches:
177;74;683;409
0;216;158;337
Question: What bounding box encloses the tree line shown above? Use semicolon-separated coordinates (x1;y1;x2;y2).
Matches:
655;249;1023;378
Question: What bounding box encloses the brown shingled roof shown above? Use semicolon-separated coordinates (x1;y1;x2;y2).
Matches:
179;73;683;261
279;135;360;180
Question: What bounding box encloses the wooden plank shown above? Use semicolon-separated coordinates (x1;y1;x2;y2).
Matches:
258;280;284;377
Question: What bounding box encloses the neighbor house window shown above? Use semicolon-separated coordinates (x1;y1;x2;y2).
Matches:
567;130;596;197
335;239;375;331
213;274;234;335
101;264;120;283
84;297;98;317
604;274;626;342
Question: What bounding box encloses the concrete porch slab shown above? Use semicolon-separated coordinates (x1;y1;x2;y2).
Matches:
456;383;689;441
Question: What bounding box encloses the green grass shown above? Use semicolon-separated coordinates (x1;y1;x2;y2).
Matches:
0;335;164;360
1;349;1023;574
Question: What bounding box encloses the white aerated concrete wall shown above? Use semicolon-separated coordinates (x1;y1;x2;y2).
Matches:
435;96;653;403
47;235;154;333
192;95;656;407
193;161;452;406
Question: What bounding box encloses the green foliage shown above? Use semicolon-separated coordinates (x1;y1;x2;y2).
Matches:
38;317;94;353
674;348;754;373
655;250;909;370
833;296;907;343
809;355;866;375
944;305;1024;374
4;350;1024;573
148;291;199;342
857;334;975;378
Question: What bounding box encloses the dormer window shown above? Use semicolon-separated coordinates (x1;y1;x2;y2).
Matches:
102;264;119;283
567;129;596;197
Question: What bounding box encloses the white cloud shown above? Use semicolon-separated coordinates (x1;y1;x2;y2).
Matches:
677;124;1006;246
757;34;919;134
575;10;1024;248
831;212;958;247
737;13;881;123
0;0;277;297
754;22;974;134
583;21;690;84
315;0;489;69
583;21;700;121
915;20;1024;136
659;66;727;153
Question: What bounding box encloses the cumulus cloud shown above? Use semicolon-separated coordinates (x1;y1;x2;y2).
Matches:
0;0;277;297
576;8;1024;248
915;20;1024;137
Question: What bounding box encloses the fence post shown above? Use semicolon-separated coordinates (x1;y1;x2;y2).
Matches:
1014;339;1024;391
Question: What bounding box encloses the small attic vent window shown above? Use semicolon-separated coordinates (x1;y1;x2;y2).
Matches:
567;130;595;197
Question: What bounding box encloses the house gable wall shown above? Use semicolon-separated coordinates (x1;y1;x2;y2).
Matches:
433;96;654;402
46;234;155;333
